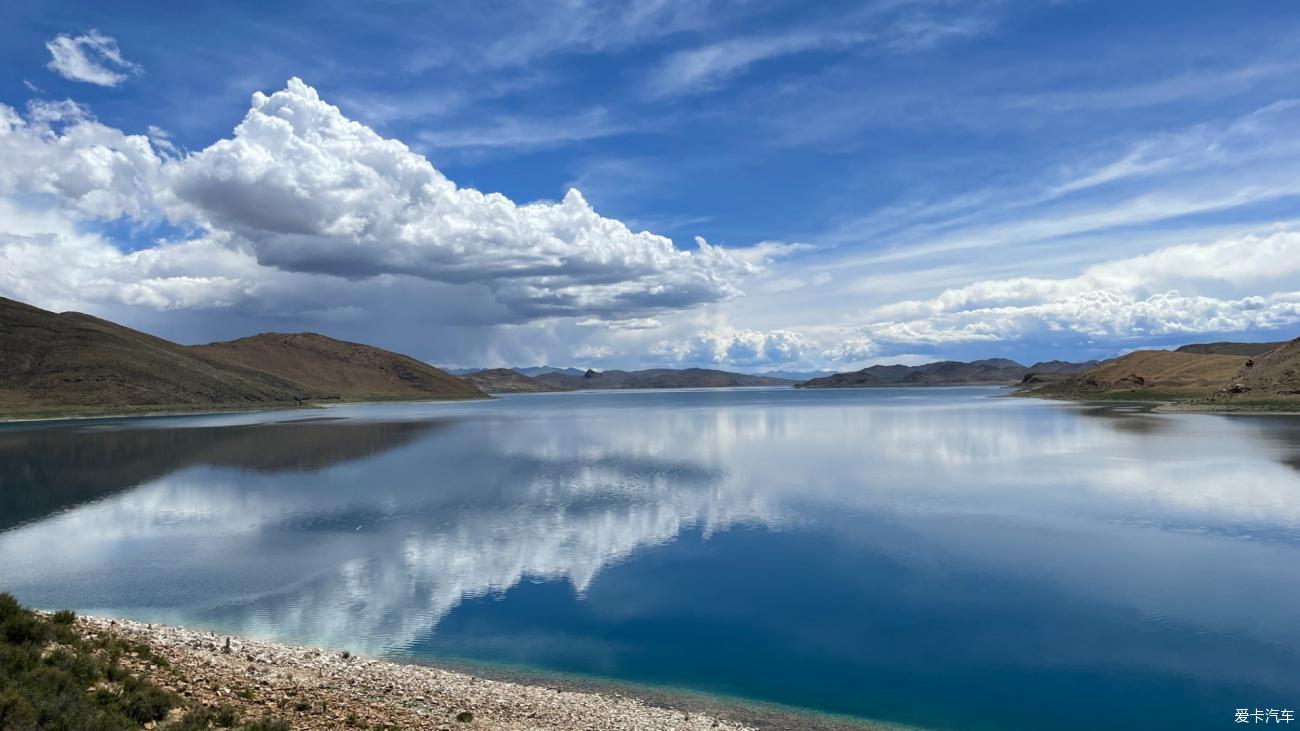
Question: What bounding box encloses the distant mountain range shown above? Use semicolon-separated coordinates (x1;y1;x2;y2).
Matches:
514;366;587;378
796;359;1097;388
0;297;485;418
452;366;796;392
446;365;585;377
451;365;830;381
756;369;836;381
534;368;792;390
459;369;574;393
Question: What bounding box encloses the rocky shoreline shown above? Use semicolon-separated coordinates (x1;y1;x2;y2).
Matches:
75;616;779;731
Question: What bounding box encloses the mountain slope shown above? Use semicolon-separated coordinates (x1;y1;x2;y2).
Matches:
535;368;792;390
1222;338;1300;400
461;368;573;393
1026;360;1100;375
1025;350;1248;400
1175;341;1285;356
0;297;321;415
191;333;484;401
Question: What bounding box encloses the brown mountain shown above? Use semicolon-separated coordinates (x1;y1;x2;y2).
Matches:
1026;360;1100;375
461;368;573;393
0;296;484;418
798;358;1036;388
1175;341;1286;356
1026;350;1248;400
535;368;792;390
191;332;484;401
1221;338;1300;400
1;297;321;416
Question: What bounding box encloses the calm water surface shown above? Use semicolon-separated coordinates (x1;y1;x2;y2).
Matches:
2;387;1299;730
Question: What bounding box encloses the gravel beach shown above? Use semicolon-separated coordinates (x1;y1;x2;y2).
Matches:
77;615;765;731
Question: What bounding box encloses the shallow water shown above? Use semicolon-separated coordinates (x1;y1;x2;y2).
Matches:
2;387;1298;730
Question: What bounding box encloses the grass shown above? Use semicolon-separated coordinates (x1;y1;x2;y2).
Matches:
0;593;288;730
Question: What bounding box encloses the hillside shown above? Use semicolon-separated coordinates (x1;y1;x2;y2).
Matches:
1221;338;1300;401
535;368;793;390
1025;350;1249;400
1026;360;1100;375
1175;341;1285;356
461;368;573;393
798;358;1038;388
0;297;321;417
191;333;484;401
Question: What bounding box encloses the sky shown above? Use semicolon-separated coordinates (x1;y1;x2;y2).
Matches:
2;0;1300;372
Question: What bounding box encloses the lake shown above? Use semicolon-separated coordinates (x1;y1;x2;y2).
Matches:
2;387;1298;730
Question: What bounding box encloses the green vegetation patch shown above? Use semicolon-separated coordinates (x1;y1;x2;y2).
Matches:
0;594;286;730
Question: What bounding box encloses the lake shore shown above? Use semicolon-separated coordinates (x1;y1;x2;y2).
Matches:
0;394;495;424
75;615;887;731
1010;388;1300;414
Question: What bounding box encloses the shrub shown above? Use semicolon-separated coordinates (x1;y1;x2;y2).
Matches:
49;609;76;625
242;717;292;731
0;593;176;730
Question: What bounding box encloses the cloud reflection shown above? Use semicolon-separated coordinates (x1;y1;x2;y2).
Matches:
1;391;1299;661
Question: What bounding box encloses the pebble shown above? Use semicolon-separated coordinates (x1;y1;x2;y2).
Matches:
76;616;757;731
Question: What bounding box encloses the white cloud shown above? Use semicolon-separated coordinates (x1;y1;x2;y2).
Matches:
0;79;774;327
416;107;627;152
577;317;664;330
0;100;163;220
649;31;864;97
162;79;760;319
45;30;141;87
837;228;1300;349
647;3;998;97
656;328;809;366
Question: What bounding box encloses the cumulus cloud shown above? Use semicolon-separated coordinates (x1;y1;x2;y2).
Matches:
829;228;1300;354
45;30;141;87
0;79;769;325
656;329;808;366
0;100;163;220
162;79;753;319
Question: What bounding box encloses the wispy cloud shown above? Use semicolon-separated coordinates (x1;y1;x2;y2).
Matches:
646;2;999;98
45;29;141;87
1008;61;1300;112
416;107;630;153
648;30;866;97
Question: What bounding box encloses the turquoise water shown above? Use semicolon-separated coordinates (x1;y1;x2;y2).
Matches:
2;387;1299;730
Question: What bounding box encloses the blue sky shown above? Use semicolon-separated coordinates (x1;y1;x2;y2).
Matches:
3;1;1300;371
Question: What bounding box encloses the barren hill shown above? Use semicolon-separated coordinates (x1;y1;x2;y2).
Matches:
1175;341;1285;356
0;297;320;416
1027;349;1248;400
1222;338;1300;401
191;333;484;401
461;368;573;393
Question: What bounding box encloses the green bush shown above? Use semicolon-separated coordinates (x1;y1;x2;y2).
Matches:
241;717;292;731
0;594;294;731
173;703;294;731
